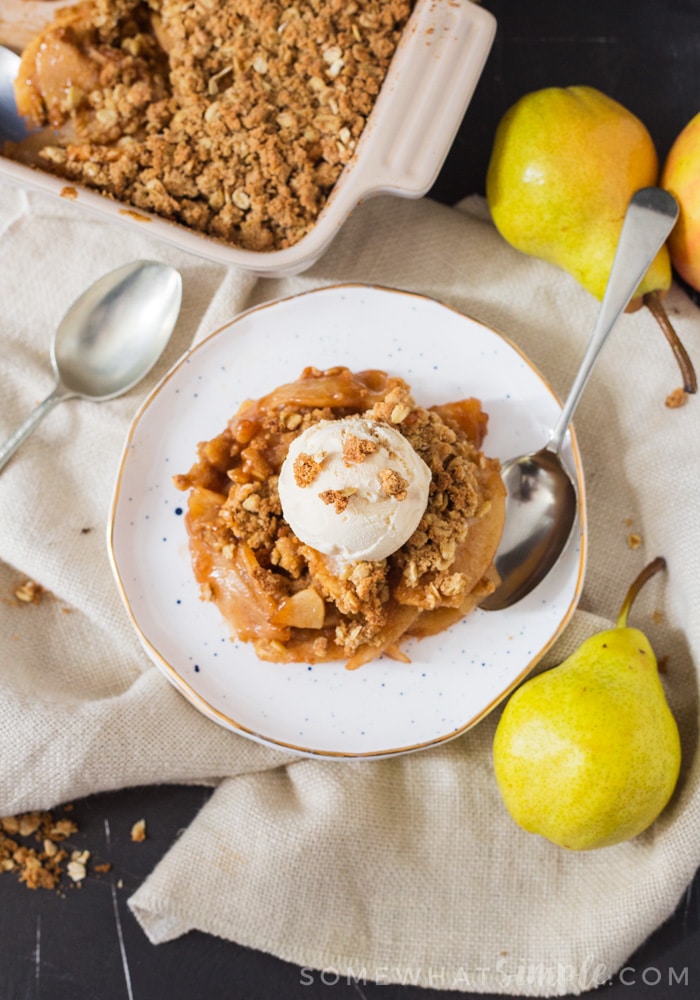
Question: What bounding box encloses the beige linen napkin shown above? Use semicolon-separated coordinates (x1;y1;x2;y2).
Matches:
1;178;699;997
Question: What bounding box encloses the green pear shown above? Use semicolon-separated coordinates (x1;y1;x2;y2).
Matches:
493;558;681;850
486;85;696;397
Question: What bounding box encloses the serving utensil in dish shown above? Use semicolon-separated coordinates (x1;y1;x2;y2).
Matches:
0;45;30;143
108;284;585;759
0;1;496;276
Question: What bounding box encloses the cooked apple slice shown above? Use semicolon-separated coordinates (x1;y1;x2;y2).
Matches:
272;588;326;630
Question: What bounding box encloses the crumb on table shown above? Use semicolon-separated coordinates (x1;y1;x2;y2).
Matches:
130;818;147;842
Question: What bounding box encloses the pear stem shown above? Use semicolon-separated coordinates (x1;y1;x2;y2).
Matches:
643;290;698;395
616;556;667;628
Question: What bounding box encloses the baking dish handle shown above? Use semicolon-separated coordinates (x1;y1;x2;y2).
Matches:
352;1;497;198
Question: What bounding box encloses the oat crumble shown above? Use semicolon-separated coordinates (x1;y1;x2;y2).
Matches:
378;467;408;500
343;434;378;463
318;487;356;513
293;452;323;487
9;0;414;252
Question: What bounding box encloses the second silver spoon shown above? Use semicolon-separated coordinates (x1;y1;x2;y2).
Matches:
0;260;182;474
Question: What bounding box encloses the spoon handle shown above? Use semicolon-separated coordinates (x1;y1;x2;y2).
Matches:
548;187;679;454
0;384;72;474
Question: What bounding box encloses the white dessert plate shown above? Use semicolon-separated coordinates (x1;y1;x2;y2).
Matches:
108;284;586;759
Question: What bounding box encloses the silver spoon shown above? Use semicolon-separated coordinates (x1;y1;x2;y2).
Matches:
0;260;183;473
0;45;31;144
481;186;679;611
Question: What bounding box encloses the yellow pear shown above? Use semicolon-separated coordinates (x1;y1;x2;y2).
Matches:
493;558;681;850
661;111;700;292
486;86;696;396
487;86;668;299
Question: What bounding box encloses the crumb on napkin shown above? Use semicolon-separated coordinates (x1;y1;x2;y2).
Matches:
13;579;45;605
665;387;687;408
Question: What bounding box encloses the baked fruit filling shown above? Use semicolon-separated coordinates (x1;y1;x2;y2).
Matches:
8;0;413;251
174;366;506;670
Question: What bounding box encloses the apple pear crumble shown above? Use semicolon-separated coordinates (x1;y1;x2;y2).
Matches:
174;367;506;669
8;0;413;251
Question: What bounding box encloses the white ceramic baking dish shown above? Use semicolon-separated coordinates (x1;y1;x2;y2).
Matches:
0;0;496;276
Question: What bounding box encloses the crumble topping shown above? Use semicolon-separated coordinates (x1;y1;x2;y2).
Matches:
293;452;323;487
343;434;378;464
318;487;356;513
378;468;408;500
9;0;414;252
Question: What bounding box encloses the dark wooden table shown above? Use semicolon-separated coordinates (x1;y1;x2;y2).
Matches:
2;1;700;997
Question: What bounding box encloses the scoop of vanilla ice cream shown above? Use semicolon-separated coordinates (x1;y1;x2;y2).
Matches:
278;416;431;562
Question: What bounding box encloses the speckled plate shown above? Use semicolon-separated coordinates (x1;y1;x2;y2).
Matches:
108;284;586;759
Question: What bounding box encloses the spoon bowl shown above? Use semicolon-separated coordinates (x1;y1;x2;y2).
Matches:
484;448;578;610
0;260;182;473
0;45;31;143
482;187;679;611
52;261;182;398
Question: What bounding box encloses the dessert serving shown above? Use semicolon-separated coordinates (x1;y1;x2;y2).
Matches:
174;365;506;670
108;284;584;754
7;0;413;252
